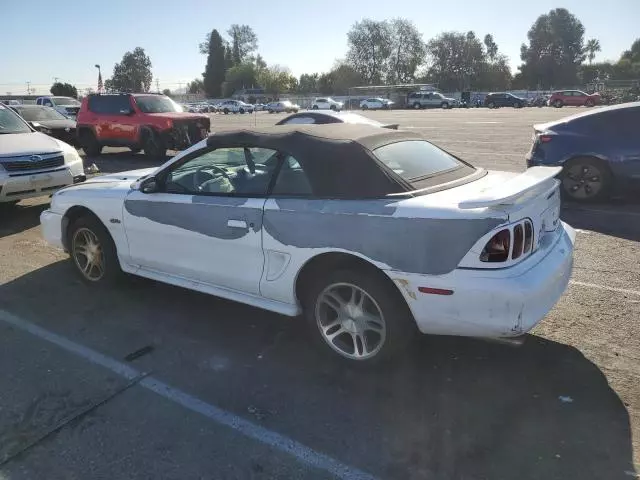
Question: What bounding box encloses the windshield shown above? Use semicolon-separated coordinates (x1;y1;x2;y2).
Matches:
0;107;32;134
16;106;67;121
52;96;80;106
374;140;462;181
135;96;182;113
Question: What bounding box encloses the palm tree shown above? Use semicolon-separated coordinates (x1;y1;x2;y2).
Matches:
585;39;601;64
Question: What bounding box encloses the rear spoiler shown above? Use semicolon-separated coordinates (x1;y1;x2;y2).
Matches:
382;123;399;130
458;166;561;209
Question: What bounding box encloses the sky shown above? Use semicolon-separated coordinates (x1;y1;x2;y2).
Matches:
2;0;639;95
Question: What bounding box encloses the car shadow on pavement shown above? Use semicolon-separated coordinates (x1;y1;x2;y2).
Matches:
0;202;48;239
562;195;640;242
0;261;636;480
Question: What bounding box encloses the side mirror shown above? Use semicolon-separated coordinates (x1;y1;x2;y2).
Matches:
30;121;42;129
139;176;158;194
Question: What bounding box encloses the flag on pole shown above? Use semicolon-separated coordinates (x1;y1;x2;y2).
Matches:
97;71;103;92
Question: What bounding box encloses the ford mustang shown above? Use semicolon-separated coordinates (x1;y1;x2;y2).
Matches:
40;125;575;363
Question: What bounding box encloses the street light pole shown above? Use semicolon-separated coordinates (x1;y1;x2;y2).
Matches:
95;64;101;92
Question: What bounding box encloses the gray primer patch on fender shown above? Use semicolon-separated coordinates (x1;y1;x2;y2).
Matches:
124;196;262;240
264;199;503;275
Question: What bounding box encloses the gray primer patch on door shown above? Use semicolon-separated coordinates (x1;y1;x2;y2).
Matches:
124;196;261;240
264;200;504;275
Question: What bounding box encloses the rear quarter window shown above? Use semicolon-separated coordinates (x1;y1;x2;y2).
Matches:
374;140;463;181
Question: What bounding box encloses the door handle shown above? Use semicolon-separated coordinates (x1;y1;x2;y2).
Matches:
227;219;247;229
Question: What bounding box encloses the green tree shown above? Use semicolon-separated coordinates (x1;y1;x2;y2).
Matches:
187;78;205;94
255;54;267;71
318;73;334;95
258;65;296;97
298;73;319;93
484;34;498;61
518;8;585;89
222;62;258;97
329;63;363;94
585;39;601;64
107;47;153;92
227;24;258;65
162;88;172;97
50;82;78;98
427;31;486;91
621;38;640;63
203;29;226;98
387;18;426;84
346;19;393;84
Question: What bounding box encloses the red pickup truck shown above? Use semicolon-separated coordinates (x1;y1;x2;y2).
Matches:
76;93;210;158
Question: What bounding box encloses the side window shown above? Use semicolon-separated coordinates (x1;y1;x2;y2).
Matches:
164;147;279;196
109;96;132;114
316;98;326;103
272;156;313;196
43;98;53;107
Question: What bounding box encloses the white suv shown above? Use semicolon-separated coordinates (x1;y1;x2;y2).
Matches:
312;97;343;111
0;104;85;205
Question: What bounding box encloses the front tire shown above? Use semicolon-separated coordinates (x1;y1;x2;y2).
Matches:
312;105;319;110
585;98;595;107
561;157;612;202
487;102;495;109
413;102;421;109
362;104;368;110
441;102;449;109
223;108;229;114
303;269;415;364
69;216;122;285
553;99;564;108
143;130;166;159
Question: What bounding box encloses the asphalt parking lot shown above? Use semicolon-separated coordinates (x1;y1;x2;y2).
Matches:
1;108;639;480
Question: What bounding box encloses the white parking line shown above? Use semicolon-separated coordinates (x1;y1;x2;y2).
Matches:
570;281;640;297
464;121;503;124
0;310;379;480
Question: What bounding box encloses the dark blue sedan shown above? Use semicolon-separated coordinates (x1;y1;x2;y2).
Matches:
526;102;640;202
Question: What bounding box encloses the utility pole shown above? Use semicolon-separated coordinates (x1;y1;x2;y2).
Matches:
26;81;31;95
156;78;160;93
54;77;59;83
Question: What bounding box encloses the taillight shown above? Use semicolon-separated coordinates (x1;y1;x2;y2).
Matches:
480;219;534;263
539;134;553;143
480;229;510;262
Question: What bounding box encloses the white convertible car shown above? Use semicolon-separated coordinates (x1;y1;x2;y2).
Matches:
41;125;575;363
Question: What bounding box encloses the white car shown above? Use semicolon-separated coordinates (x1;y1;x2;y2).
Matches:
36;96;81;118
218;100;254;114
0;104;85;205
40;124;574;363
267;101;300;113
360;98;394;110
312;97;343;111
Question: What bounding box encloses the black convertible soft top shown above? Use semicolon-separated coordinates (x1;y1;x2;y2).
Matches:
204;124;475;198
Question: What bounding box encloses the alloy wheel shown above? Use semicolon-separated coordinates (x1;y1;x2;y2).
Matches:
72;227;105;281
563;163;603;200
315;282;387;360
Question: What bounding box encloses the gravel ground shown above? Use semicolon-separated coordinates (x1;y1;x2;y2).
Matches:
0;107;638;480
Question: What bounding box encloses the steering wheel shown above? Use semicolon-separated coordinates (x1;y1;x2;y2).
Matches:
193;165;232;191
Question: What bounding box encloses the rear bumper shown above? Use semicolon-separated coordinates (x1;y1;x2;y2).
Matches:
386;222;576;339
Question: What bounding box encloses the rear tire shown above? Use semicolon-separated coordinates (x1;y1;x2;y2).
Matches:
487;102;495;109
312;105;319;110
413;102;421;109
560;157;612;203
68;215;122;286
80;130;102;156
441;102;449;109
303;268;416;365
129;147;141;154
362;104;368;110
223;108;229;114
143;130;166;160
330;105;337;111
239;108;245;114
585;98;595;107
